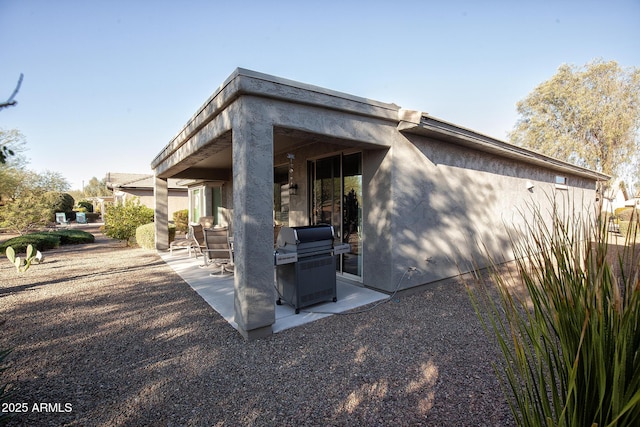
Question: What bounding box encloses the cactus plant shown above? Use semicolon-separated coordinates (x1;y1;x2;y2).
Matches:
5;244;43;273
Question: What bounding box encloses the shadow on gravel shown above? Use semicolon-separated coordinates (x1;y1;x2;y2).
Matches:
0;234;513;426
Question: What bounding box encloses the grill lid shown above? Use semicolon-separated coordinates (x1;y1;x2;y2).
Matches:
277;225;334;248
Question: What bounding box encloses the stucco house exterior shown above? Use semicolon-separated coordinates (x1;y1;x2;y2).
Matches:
106;172;188;221
151;68;608;339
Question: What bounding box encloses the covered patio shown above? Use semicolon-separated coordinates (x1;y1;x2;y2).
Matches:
152;69;395;339
159;251;388;333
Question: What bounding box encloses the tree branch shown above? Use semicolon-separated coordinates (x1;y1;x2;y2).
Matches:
0;73;24;110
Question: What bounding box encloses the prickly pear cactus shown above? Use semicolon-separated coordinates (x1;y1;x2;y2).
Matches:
5;244;41;273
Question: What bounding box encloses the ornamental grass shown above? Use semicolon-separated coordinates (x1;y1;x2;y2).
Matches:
468;202;640;427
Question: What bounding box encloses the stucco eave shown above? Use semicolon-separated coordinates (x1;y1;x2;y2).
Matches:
398;116;610;182
151;68;401;173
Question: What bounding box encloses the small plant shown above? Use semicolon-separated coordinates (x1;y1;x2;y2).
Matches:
5;244;42;272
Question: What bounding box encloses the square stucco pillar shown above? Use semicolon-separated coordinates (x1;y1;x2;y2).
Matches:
154;176;169;250
232;120;276;339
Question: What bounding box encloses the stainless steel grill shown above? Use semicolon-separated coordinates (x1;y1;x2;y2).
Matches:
274;225;349;314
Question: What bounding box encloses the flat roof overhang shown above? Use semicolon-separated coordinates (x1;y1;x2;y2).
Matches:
151;68;399;179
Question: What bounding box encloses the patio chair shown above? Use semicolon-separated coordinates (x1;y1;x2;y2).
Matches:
274;224;282;248
169;226;196;256
76;212;87;224
191;224;206;258
199;216;215;229
55;212;69;226
202;227;234;275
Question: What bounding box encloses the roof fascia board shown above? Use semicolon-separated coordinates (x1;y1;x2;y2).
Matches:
399;114;610;182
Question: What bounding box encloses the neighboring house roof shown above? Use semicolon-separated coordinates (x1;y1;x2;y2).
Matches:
106;172;187;190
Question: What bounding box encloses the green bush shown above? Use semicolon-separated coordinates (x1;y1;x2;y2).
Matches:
135;223;155;249
615;206;636;222
135;222;176;250
44;191;75;220
0;233;60;254
54;229;95;245
173;209;189;233
0;230;94;254
104;199;154;243
77;200;94;213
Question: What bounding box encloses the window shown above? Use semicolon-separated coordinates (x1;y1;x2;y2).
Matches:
190;188;201;223
555;175;568;189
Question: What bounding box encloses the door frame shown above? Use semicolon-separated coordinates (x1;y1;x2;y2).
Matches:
308;150;363;282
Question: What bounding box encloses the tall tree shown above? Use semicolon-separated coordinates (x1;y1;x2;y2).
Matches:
509;59;640;181
82;176;110;197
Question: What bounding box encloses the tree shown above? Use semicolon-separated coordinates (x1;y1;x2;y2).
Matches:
0;74;24;164
0;170;73;234
0;194;50;235
44;191;75;215
33;170;70;193
0;129;29;204
82;176;110;197
509;59;640;181
0;73;23;112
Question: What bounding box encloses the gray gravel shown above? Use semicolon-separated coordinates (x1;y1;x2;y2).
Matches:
1;227;513;426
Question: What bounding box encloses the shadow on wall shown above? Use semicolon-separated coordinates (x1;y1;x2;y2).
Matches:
373;133;522;290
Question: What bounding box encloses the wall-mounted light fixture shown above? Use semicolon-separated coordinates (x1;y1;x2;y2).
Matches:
526;180;535;191
287;153;297;196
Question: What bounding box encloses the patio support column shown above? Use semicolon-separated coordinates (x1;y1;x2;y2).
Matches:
232;117;275;339
154;176;169;250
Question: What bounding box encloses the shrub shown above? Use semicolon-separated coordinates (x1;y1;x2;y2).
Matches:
135;222;176;250
0;230;94;254
104;198;154;243
615;206;636;222
44;191;75;220
77;200;94;213
173;209;189;233
0;233;60;254
468;204;640;426
54;229;95;245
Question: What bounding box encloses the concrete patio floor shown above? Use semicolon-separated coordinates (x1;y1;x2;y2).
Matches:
159;251;388;333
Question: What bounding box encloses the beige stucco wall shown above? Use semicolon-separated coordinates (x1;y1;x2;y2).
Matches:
119;188;188;221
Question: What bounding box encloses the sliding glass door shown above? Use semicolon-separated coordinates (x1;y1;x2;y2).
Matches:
310;152;362;279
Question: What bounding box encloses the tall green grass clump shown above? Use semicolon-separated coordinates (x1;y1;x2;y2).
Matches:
468;203;640;427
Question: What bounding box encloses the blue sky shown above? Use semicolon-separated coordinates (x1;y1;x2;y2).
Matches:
1;0;639;191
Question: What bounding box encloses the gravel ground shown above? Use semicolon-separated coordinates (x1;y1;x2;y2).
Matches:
1;226;514;426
